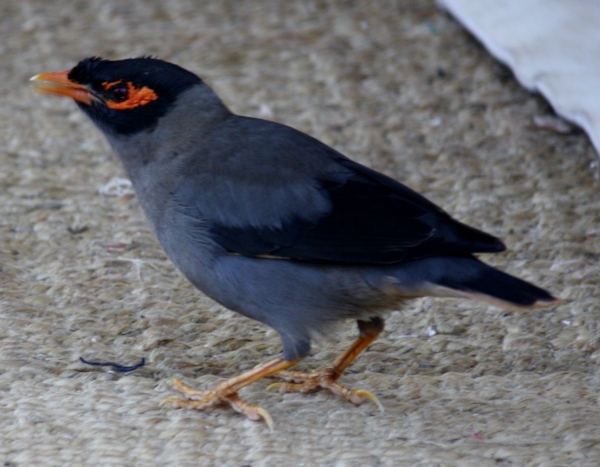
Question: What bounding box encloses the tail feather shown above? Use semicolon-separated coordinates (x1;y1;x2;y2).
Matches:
438;257;558;309
390;255;559;309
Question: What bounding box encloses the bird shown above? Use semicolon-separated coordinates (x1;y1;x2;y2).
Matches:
31;57;559;428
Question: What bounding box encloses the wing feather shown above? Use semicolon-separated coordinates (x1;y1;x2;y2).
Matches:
174;117;505;264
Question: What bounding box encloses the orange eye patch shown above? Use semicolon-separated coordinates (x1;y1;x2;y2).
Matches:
101;80;158;110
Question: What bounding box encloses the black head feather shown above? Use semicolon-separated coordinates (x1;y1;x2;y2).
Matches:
68;57;202;135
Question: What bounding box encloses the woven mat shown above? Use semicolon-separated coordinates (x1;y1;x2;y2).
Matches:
1;1;598;465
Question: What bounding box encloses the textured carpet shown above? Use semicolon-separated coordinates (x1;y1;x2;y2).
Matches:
1;1;599;465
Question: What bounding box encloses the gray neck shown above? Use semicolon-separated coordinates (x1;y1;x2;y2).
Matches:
99;83;231;235
104;83;232;181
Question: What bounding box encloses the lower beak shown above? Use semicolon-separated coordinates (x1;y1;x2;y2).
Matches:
30;70;97;105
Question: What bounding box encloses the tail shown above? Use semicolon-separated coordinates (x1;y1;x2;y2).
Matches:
390;255;560;309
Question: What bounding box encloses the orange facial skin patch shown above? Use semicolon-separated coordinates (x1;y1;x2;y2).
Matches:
103;81;159;110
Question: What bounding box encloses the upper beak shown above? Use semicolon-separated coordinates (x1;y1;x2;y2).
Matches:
30;70;97;105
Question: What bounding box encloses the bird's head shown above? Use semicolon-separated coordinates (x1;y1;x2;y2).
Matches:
31;57;202;135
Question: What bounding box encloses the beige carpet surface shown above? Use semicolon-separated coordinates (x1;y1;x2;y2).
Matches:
1;1;599;465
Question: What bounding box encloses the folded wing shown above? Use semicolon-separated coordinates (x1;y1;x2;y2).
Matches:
174;118;505;265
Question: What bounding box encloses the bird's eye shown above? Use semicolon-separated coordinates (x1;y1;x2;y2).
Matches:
101;81;158;110
106;84;129;102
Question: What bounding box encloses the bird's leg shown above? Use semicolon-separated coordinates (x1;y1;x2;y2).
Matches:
268;317;384;411
163;356;299;429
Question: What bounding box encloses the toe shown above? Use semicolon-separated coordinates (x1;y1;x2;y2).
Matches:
226;394;274;430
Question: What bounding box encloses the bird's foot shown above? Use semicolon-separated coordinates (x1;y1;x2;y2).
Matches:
161;357;299;429
267;367;383;411
163;378;273;428
163;378;274;429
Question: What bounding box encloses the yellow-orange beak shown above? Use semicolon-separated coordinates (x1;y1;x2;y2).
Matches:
30;70;97;105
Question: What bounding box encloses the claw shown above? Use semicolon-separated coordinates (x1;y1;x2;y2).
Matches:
225;393;274;430
352;389;384;412
254;406;274;431
266;382;283;392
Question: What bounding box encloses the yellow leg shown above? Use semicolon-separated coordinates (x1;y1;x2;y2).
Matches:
162;357;299;430
268;318;384;411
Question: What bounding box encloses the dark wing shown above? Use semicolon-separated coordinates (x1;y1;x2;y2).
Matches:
174;117;505;264
281;159;505;262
